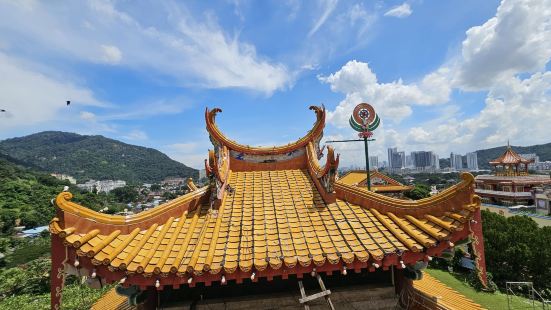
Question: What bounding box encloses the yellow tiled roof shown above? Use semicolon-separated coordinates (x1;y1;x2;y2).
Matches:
51;169;470;278
339;171;369;185
413;273;486;310
91;288;135;310
339;170;413;192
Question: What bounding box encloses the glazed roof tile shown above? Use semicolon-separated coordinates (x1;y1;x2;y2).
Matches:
51;169;472;278
339;170;413;192
413;273;486;310
91;288;135;310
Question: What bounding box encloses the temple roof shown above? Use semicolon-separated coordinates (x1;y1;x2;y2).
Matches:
489;146;533;165
49;105;481;287
51;169;474;278
339;170;414;192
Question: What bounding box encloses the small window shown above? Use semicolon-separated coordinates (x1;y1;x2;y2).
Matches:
516;186;524;192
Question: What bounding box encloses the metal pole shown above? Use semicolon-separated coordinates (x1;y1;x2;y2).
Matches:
364;137;371;191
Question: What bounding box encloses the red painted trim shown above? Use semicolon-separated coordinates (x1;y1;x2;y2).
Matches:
50;234;67;310
470;208;488;287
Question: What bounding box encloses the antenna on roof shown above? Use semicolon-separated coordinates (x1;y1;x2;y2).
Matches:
507;139;510;148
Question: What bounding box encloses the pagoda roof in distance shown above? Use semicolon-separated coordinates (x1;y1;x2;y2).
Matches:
489;145;533;165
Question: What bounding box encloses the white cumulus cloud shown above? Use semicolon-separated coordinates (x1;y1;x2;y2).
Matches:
319;60;451;126
455;0;551;90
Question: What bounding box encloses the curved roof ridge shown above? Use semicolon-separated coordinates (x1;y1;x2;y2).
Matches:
205;105;326;155
54;187;208;228
335;173;477;216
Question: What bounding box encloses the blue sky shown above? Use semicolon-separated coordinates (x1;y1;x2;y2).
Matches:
0;0;550;168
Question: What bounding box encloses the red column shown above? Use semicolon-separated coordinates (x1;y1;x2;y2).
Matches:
470;207;488;287
51;234;68;309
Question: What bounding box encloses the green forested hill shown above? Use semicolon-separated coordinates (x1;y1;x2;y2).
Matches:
476;143;551;169
0;131;197;183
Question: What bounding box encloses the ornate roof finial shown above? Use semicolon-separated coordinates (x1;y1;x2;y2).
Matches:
507;139;510;148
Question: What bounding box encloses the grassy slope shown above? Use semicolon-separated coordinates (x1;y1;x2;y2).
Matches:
426;269;541;310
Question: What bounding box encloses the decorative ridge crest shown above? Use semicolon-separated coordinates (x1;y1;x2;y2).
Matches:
205;105;326;155
306;141;339;203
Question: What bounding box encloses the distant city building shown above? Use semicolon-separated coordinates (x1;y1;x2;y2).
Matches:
50;173;76;184
450;152;463;171
432;153;440;170
536;161;551;171
77;180;126;193
408;151;439;171
162;177;185;187
466;152;479;171
387;147;398;169
399;151;406;168
387;147;407;171
369;156;378;169
405;155;413;168
519;153;539;170
411;151;432;169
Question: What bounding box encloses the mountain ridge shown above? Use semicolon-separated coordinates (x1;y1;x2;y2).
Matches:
0;131;197;183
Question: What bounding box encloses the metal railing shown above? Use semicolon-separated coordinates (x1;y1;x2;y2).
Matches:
506;281;550;309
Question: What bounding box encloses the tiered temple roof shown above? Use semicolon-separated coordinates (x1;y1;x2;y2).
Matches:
489;144;534;177
489;146;532;165
49;105;487;309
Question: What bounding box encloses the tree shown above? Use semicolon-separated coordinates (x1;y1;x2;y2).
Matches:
404;184;430;200
111;186;139;203
0;209;18;234
481;210;551;296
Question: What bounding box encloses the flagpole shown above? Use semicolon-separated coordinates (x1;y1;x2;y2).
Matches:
364;137;371;191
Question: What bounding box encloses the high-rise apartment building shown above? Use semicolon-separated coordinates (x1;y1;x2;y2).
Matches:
466;152;478;171
450;152;463;170
369;156;378;170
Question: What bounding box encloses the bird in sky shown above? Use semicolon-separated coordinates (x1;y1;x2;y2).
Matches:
66;100;70;106
0;109;5;112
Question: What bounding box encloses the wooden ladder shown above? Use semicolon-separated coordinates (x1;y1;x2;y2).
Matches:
298;274;335;310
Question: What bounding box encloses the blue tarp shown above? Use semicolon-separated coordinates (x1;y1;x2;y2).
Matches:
20;226;49;237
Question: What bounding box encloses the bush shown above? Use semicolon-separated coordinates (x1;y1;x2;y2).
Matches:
404;184;431;200
0;257;50;298
4;237;50;268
